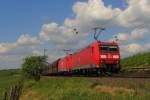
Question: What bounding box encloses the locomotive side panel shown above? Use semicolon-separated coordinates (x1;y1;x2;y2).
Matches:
92;41;100;68
76;47;94;68
67;55;73;71
71;41;100;70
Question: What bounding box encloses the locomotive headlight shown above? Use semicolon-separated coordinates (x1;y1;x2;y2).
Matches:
100;55;107;58
113;55;119;59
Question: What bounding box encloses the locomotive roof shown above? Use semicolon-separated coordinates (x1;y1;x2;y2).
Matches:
90;40;118;46
99;41;118;45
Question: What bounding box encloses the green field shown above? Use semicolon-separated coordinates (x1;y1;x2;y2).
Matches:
20;77;150;100
0;69;21;97
0;72;150;100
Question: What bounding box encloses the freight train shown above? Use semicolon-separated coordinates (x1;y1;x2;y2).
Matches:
42;40;120;76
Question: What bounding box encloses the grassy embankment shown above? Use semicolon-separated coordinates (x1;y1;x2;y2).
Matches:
121;52;150;69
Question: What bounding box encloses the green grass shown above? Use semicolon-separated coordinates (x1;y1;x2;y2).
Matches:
0;69;21;97
121;52;150;69
21;77;150;100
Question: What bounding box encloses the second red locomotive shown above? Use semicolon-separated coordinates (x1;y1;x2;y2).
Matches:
42;40;120;76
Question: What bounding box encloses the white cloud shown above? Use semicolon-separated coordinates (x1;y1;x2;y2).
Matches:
39;22;89;51
17;34;41;45
131;28;148;40
39;22;72;44
0;34;41;54
0;55;22;62
114;28;149;44
117;0;150;27
73;0;120;20
120;42;150;57
117;33;129;41
65;0;121;33
32;50;43;55
125;43;143;53
0;43;17;53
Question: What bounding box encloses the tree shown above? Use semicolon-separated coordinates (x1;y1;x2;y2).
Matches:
21;55;48;81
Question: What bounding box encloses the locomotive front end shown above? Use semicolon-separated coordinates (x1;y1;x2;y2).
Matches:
99;42;120;73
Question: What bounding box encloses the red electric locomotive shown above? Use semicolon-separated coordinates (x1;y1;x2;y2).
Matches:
42;40;120;76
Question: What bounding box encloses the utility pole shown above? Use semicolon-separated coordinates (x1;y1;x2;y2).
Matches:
44;48;47;56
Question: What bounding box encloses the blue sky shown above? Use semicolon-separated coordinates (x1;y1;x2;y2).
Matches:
0;0;150;69
0;0;126;42
0;0;74;42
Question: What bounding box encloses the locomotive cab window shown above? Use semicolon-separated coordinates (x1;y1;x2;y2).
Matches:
100;45;118;52
100;46;108;52
109;46;118;52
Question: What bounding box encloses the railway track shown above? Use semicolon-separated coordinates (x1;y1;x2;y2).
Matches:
44;67;150;79
106;74;150;78
81;70;150;78
49;73;150;79
104;68;150;78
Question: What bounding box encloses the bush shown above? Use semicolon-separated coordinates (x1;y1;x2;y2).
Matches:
21;55;47;81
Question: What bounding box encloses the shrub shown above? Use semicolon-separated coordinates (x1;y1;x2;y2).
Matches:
21;55;47;81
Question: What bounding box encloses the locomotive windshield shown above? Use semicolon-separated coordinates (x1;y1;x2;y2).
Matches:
100;45;118;52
